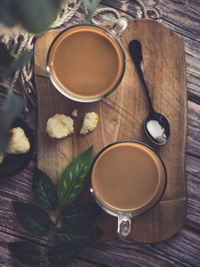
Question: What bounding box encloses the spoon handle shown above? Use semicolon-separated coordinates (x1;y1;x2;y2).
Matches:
128;40;154;112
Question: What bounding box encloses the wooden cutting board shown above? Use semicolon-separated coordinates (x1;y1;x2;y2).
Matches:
34;19;187;243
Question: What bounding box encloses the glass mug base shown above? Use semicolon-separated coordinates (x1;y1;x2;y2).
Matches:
46;18;128;103
90;141;167;239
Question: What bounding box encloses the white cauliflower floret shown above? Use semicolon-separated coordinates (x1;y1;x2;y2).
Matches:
46;114;74;139
7;127;30;154
80;112;99;135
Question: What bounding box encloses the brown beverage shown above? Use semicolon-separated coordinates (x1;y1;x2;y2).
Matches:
47;25;125;101
91;142;166;214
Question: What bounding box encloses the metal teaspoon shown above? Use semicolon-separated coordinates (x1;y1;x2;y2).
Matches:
128;40;170;145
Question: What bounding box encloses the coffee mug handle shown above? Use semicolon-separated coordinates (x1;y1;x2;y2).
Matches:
110;17;129;37
117;215;132;238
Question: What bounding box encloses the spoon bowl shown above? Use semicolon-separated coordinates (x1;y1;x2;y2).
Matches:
144;112;170;145
128;40;170;145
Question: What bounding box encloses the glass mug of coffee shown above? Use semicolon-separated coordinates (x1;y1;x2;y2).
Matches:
90;141;167;238
46;17;128;102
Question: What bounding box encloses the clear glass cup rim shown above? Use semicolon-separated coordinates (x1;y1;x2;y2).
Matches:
46;23;126;103
89;140;167;219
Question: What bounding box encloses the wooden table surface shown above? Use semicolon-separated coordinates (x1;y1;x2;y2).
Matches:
0;0;200;266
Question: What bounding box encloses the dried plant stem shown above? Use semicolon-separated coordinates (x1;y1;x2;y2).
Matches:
40;206;62;267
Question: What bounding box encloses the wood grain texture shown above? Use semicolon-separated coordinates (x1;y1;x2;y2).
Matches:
187;100;200;157
34;19;187;243
80;228;200;267
102;0;200;102
0;226;98;267
0;0;200;266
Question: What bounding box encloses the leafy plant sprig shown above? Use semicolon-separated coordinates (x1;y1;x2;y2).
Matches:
0;0;62;155
0;40;33;154
8;146;102;266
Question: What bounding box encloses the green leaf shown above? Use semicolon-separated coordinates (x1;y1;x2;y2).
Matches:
47;243;83;265
0;0;62;34
33;168;58;212
58;146;93;206
0;40;33;81
12;0;62;33
61;202;100;225
8;241;42;266
0;91;24;154
0;1;17;27
55;223;90;244
82;0;101;23
55;223;102;245
12;201;51;236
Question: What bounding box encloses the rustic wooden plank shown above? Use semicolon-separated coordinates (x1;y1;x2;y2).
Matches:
186;154;200;179
79;228;200;267
186;100;200;158
0;0;200;266
156;0;200;36
185;153;200;230
185;174;200;231
0;226;47;267
0;223;199;267
151;228;200;266
0;166;51;243
0;226;98;267
0;225;199;267
101;0;200;38
183;38;200;101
